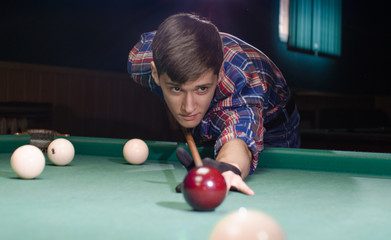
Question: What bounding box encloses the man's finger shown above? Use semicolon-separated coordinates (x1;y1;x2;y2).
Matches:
222;171;255;196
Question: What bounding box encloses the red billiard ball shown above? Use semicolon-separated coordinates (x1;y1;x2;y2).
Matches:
182;166;227;211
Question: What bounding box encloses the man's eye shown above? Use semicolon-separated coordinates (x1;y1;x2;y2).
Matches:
172;87;181;92
198;87;208;92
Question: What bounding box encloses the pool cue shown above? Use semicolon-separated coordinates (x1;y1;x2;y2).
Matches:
182;127;203;167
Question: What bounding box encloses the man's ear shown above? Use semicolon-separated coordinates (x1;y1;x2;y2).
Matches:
151;61;160;86
218;63;224;83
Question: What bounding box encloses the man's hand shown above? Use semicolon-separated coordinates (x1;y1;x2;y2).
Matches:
222;171;254;196
176;147;254;195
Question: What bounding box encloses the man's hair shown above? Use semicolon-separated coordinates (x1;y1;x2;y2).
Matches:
152;13;223;84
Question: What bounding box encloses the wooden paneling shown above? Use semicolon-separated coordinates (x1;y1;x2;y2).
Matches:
0;61;177;141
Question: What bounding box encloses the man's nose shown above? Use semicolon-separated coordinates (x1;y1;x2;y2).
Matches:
182;92;196;114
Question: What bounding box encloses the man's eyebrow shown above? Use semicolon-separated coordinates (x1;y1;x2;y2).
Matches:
195;83;214;88
197;83;214;86
165;82;181;87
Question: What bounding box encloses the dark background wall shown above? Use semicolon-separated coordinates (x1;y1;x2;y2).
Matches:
1;0;388;95
1;0;390;152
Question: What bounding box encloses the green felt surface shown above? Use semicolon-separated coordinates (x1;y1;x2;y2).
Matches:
1;135;391;240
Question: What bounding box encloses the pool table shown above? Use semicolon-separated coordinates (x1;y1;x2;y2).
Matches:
1;135;391;240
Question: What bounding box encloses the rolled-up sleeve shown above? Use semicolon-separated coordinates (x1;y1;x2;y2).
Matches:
213;106;264;174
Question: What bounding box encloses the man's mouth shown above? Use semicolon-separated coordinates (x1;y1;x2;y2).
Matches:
182;114;198;121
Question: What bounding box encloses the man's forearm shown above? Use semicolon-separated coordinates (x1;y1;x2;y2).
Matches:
216;138;252;179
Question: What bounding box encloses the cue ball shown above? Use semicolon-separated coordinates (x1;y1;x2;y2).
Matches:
209;207;286;240
47;138;75;166
123;138;149;165
10;145;45;179
182;166;227;211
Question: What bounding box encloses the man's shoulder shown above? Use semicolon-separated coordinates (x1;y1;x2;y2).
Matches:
140;31;156;44
219;32;242;46
219;32;270;64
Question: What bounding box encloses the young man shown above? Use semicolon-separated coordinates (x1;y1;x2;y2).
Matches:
127;13;300;195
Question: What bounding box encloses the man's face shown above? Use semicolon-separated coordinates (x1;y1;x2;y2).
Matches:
151;62;218;128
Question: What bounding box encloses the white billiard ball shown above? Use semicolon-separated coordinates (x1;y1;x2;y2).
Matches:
123;138;149;165
210;207;286;240
47;138;75;166
10;145;46;179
